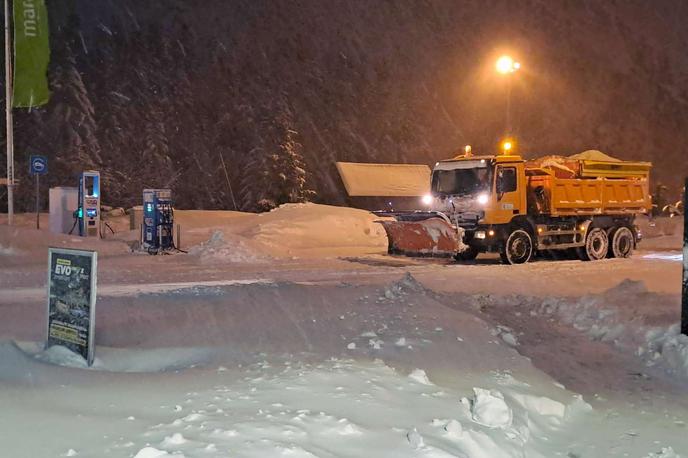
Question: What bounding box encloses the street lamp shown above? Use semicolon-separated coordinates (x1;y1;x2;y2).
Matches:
496;55;520;74
495;55;520;135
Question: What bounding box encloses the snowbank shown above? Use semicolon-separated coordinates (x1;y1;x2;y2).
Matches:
0;224;130;266
179;203;388;261
636;216;683;251
2;203;389;267
19;342;215;373
122;359;595;458
525;279;688;380
242;203;388;258
187;230;269;263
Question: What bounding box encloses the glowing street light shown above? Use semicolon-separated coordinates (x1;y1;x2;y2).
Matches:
496;55;520;74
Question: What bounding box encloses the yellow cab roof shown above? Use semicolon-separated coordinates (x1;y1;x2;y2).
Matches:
438;153;524;164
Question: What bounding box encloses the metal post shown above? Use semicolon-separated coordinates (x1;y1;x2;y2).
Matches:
506;75;512;136
681;177;688;335
4;0;14;225
218;151;238;211
35;173;39;229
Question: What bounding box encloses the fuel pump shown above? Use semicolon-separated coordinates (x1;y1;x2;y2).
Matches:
142;188;175;254
76;171;101;237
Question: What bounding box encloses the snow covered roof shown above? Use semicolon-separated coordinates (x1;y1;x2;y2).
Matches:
336;162;431;196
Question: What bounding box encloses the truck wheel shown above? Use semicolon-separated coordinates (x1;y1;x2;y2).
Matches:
577;227;608;261
500;229;533;264
454;246;479;261
609;226;634;258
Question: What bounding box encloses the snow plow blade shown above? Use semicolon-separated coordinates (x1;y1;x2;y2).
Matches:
374;213;464;257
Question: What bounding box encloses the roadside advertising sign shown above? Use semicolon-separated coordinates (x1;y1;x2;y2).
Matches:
46;248;98;365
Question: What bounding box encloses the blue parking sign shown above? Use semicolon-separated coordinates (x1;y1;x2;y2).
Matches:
30;155;48;175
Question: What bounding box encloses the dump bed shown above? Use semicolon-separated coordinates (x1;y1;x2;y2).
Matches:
525;156;651;216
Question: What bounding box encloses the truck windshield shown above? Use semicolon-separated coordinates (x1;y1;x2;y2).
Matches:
431;166;492;196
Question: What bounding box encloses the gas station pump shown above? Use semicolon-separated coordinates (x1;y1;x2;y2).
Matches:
76;171;101;237
142;188;176;254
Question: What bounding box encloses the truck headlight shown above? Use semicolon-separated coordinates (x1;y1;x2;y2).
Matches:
477;193;489;205
475;231;486;239
422;194;433;205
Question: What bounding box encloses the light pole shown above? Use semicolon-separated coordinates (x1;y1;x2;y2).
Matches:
4;0;14;225
495;55;520;136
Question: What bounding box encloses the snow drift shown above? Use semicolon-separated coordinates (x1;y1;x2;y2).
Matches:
183;203;389;261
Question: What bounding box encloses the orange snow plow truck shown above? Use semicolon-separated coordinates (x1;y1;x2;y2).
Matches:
366;150;652;264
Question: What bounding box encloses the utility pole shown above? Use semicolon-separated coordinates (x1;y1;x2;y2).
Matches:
218;151;238;211
682;178;687;335
495;55;520;137
4;0;14;225
505;76;512;135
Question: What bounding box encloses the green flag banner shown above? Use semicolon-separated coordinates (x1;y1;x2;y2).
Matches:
12;0;50;108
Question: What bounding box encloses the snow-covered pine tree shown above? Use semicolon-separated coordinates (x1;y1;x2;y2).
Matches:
272;113;316;205
239;109;315;212
90;24;180;207
238;142;274;212
47;43;103;175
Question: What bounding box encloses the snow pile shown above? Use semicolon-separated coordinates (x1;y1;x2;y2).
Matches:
423;218;464;246
405;427;424;448
160;433;187;447
0;224;130;270
34;345;92;368
133;447;171;458
378;271;426;301
531;280;688;379
162;203;390;260
244;203;388;257
644;447;682;458
642;252;683;262
469;388;513;428
643;324;688;378
188;230;268;263
0;243;18;256
408;368;433;385
536;295;626;344
636;216;683;251
24;343;214;373
491;325;519;347
119;359;598;458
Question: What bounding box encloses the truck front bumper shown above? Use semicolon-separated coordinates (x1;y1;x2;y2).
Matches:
463;226;502;252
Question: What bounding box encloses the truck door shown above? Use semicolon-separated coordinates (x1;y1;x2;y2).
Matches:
492;164;525;224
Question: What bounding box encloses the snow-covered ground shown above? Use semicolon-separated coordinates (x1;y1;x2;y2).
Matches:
0;206;685;457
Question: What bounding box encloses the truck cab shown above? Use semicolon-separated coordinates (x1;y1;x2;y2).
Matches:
428;154;526;226
426;154;528;261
